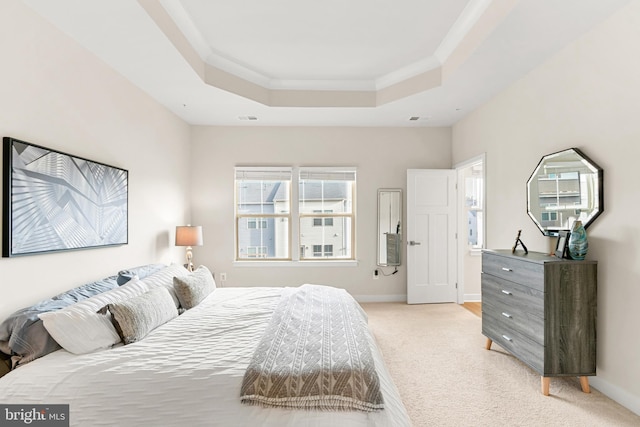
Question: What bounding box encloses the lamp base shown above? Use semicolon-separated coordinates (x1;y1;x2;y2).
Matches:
185;247;194;272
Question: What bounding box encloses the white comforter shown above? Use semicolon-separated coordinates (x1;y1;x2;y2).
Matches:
0;287;411;427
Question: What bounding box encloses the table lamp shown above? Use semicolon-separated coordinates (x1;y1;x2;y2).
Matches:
175;225;203;272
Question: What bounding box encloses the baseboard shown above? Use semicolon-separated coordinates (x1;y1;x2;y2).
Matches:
464;293;481;302
590;377;640;416
353;294;407;303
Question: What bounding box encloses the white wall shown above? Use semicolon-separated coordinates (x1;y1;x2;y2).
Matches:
0;0;191;320
190;126;451;300
452;0;640;414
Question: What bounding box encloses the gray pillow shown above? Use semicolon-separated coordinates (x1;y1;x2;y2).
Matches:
0;276;119;369
117;263;166;285
173;266;216;310
108;287;178;344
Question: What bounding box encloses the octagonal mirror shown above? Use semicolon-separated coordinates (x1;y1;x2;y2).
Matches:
527;148;603;236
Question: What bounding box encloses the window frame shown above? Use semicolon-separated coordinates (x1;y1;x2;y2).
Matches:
235;166;357;265
298;167;356;262
235;167;292;261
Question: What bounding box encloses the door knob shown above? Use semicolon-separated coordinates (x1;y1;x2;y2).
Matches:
408;241;421;246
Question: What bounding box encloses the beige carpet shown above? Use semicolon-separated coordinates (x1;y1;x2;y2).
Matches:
361;302;640;427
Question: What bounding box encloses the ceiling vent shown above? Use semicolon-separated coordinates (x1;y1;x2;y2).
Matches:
238;116;258;121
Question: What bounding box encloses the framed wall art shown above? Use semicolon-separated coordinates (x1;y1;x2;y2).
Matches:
2;137;128;257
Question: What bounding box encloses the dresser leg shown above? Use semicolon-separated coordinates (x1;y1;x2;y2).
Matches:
579;376;591;393
485;338;492;350
541;377;550;396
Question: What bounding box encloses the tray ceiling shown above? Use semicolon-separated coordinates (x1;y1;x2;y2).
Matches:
24;0;631;126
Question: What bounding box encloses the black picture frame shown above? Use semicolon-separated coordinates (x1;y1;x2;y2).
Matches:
555;231;570;258
2;137;128;257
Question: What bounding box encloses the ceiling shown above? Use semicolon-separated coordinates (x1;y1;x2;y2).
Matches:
23;0;631;127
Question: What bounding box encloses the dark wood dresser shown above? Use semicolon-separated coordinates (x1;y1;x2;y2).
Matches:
481;249;597;395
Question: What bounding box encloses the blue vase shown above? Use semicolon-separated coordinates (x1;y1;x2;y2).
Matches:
568;220;588;260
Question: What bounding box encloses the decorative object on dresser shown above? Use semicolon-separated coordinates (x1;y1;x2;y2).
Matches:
2;137;128;257
511;229;528;254
481;249;597;396
554;230;570;258
526;148;603;236
175;224;203;272
568;220;588;260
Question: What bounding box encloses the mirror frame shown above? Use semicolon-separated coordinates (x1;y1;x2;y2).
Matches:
526;148;604;236
377;188;402;267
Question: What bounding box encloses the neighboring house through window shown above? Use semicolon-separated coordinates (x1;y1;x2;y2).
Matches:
235;167;291;260
235;166;356;261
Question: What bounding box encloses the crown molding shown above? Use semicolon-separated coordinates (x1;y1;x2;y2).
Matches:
144;0;507;107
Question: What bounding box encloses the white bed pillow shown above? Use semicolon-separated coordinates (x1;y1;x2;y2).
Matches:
38;309;120;355
39;277;149;354
139;264;189;308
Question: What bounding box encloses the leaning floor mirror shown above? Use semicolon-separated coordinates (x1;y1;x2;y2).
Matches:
377;189;402;266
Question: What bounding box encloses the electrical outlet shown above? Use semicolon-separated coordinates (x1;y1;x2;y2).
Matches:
220;273;227;282
372;269;379;280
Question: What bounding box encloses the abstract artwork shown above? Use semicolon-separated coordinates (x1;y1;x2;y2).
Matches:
2;137;128;257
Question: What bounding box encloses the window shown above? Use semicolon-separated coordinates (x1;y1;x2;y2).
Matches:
299;168;355;260
247;246;268;258
311;244;334;257
235;168;291;260
247;218;268;229
235;167;356;262
313;210;334;226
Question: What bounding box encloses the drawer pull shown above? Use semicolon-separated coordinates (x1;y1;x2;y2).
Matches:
501;312;513;319
502;335;513;342
501;267;513;272
501;290;513;296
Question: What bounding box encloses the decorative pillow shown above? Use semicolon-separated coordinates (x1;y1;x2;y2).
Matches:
38;309;120;355
39;278;150;354
173;266;216;310
0;275;119;368
108;287;178;345
117;263;166;286
139;264;189;308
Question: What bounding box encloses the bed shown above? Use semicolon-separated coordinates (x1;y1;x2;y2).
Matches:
0;265;411;427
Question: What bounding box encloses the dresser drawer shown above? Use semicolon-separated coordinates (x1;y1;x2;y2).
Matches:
482;310;543;374
482;299;544;345
482;273;544;319
482;252;544;292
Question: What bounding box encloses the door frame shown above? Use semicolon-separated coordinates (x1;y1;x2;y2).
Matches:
454;153;486;304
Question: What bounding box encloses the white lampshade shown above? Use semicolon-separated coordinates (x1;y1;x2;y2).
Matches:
175;225;203;247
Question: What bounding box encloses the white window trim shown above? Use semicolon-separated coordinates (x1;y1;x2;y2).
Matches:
234;260;359;267
235;166;357;266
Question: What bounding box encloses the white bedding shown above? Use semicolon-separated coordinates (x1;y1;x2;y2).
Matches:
0;287;411;427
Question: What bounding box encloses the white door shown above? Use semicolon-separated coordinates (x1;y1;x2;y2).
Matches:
407;169;457;304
